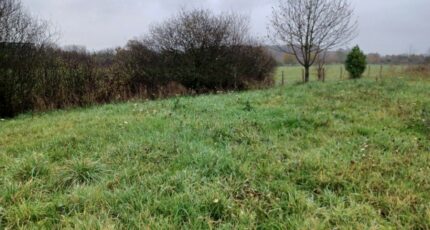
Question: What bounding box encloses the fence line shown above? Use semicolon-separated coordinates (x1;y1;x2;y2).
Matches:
275;64;404;86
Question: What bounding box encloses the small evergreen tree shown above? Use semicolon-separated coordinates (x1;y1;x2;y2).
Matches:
345;46;367;79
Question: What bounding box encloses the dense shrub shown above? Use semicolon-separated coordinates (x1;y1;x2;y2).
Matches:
345;46;367;79
0;43;42;116
113;41;167;97
114;10;276;93
0;45;114;117
0;5;275;117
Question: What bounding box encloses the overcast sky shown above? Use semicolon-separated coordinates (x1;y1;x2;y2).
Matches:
22;0;430;55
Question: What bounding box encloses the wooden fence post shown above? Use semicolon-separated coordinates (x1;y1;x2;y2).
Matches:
379;65;383;81
323;68;326;82
317;68;321;81
302;69;305;83
367;65;371;78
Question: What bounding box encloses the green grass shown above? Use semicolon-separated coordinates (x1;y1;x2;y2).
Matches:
0;70;429;229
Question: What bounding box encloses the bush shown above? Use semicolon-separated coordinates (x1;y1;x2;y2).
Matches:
0;43;44;117
345;46;367;79
114;9;276;93
0;45;115;117
0;7;276;117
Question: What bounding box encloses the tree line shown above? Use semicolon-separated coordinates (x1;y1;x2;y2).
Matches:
0;1;275;117
278;49;430;66
4;0;422;117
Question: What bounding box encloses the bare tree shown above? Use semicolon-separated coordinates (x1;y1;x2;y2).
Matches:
0;0;53;117
0;0;51;45
270;0;357;82
118;9;275;91
147;9;250;54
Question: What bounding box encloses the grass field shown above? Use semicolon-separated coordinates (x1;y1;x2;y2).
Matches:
0;68;429;229
274;64;406;85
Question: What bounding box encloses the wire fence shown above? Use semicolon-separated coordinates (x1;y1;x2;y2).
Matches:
274;64;408;86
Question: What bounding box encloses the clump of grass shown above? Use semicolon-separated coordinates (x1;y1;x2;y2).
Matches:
204;197;228;222
1;200;62;229
243;100;254;112
172;97;183;111
0;206;5;227
12;153;50;182
56;158;105;189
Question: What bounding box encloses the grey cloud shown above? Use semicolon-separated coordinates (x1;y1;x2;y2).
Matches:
22;0;430;54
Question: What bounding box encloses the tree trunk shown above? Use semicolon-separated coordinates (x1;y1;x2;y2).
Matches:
304;66;310;83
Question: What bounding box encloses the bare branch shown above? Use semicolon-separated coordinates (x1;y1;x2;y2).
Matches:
0;0;53;46
269;0;357;82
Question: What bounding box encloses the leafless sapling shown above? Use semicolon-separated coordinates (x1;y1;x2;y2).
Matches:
270;0;357;82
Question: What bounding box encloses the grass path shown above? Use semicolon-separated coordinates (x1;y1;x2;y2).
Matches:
0;76;429;228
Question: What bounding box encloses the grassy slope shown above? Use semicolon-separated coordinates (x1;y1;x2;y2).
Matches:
0;73;429;229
